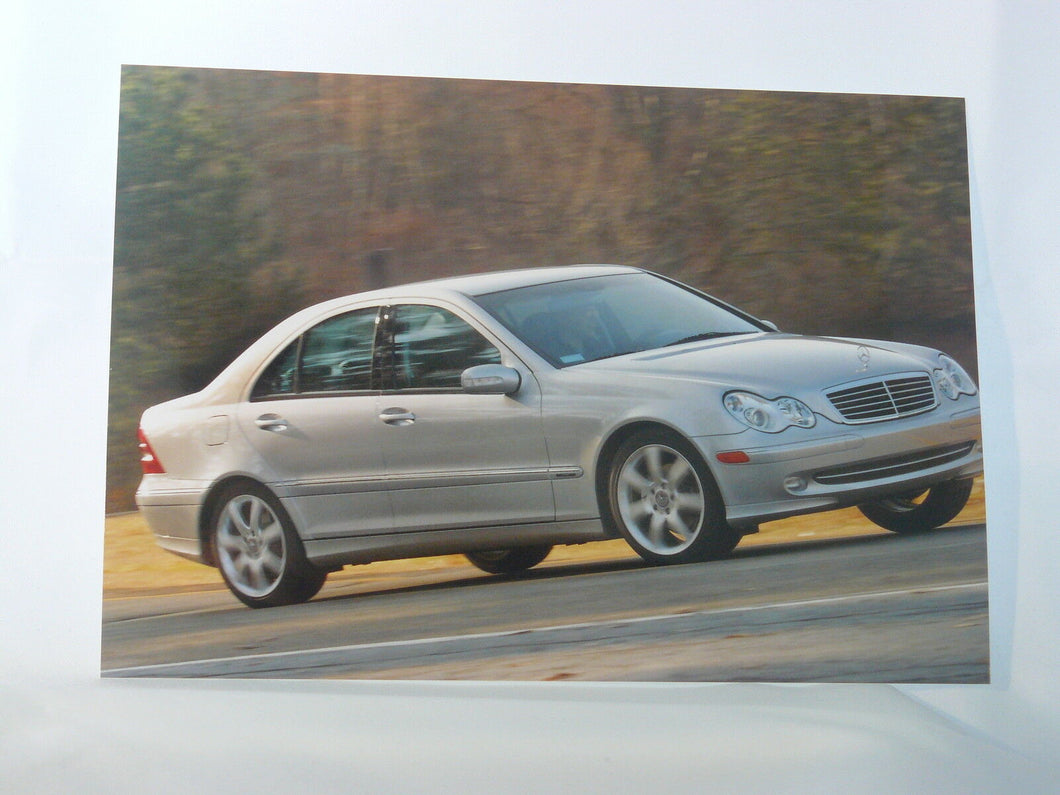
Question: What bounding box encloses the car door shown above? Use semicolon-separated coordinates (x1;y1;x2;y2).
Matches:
378;302;555;532
236;306;392;540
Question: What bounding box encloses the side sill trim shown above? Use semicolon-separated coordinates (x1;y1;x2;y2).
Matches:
276;466;583;496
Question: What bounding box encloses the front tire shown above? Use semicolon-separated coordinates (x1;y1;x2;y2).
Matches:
465;545;552;575
858;478;974;534
608;430;740;565
211;483;327;608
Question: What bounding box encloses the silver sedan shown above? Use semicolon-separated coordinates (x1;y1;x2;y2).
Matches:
135;265;983;607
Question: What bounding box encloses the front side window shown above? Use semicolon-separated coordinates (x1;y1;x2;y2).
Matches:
390;304;501;390
251;307;380;399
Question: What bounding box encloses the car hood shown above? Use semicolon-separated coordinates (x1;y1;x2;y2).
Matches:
586;332;940;395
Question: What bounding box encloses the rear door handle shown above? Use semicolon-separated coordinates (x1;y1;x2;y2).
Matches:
379;408;416;426
255;413;289;432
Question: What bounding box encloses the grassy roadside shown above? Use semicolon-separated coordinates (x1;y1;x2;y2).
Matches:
103;477;986;597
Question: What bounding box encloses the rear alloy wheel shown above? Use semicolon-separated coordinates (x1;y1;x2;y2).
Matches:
858;477;974;534
465;545;553;575
609;430;740;565
212;483;327;608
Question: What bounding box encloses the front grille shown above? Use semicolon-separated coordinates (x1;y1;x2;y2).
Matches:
825;372;937;424
813;442;976;485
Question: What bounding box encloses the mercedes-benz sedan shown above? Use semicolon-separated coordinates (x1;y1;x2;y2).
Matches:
135;265;983;607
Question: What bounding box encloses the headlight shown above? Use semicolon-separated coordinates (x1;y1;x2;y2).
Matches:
723;391;816;432
933;355;978;400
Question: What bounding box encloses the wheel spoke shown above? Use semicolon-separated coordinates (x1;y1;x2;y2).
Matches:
628;497;652;521
246;559;264;590
644;446;665;482
259;515;283;545
217;532;243;554
666;455;691;487
674;491;703;512
666;511;691;540
259;547;284;575
227;500;252;539
648;512;668;546
248;498;263;534
620;468;653;496
236;553;253;583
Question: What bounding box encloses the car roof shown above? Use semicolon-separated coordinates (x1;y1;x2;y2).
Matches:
278;265;643;325
355;263;642;301
428;264;641;296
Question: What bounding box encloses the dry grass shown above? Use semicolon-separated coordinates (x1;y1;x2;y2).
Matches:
103;477;986;596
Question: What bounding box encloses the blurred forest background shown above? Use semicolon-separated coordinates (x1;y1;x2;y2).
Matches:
108;66;975;511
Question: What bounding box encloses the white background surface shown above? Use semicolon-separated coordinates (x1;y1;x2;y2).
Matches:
3;2;1058;791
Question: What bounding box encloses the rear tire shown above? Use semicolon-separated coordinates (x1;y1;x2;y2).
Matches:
608;429;740;565
858;478;974;534
211;482;327;608
465;545;552;575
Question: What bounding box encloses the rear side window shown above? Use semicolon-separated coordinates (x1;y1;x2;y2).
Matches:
251;307;380;399
251;339;300;399
299;309;379;393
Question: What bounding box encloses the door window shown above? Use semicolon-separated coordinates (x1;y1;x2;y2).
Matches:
251;307;380;399
251;339;300;399
390;305;501;390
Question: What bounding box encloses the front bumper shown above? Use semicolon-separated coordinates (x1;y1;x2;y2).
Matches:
696;406;983;527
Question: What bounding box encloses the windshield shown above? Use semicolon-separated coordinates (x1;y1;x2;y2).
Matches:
473;272;767;368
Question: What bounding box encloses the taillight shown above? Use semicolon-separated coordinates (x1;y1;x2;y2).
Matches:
137;427;166;474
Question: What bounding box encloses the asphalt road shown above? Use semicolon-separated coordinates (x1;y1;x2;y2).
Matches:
101;524;989;683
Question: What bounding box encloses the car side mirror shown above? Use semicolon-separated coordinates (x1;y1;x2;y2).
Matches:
461;364;522;395
761;320;779;331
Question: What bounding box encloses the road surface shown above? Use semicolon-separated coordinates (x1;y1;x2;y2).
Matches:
101;524;989;682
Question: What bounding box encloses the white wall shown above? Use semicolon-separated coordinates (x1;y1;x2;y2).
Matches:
4;2;1058;790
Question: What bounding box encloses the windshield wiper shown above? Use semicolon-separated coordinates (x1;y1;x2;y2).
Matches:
665;331;748;347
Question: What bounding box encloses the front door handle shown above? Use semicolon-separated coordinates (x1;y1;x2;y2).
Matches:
379;408;416;426
255;413;289;432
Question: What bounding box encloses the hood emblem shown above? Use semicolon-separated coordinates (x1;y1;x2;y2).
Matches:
856;345;871;372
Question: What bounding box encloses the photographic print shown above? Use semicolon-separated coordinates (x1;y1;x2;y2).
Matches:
102;66;986;682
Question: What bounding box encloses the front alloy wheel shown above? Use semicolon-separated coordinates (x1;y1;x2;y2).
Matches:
609;430;740;565
212;484;327;608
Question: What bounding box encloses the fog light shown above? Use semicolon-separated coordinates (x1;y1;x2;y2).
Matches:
784;476;807;493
